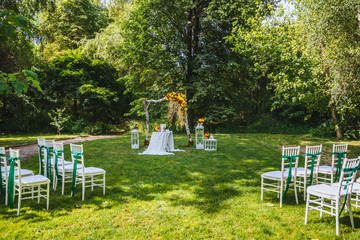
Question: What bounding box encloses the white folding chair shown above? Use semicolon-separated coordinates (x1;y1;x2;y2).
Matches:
318;143;347;184
296;145;322;200
305;157;360;235
53;142;82;194
261;146;300;207
8;149;50;215
1;147;34;206
70;143;106;201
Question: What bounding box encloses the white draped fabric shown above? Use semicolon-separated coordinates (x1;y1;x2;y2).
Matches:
140;131;184;155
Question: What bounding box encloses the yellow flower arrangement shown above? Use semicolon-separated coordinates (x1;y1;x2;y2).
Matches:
205;132;210;139
198;118;204;125
164;91;187;113
154;126;160;132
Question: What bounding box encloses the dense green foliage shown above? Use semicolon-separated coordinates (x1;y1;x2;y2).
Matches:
0;0;360;137
0;135;359;238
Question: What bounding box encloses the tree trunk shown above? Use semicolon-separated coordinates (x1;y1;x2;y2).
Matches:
330;106;342;139
322;43;342;139
144;100;150;143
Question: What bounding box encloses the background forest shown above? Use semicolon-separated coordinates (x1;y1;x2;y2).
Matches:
1;0;360;139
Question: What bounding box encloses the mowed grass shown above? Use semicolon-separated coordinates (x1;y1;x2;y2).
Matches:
0;133;360;239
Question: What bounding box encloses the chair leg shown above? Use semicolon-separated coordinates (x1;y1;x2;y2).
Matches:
348;196;354;228
335;199;339;235
5;179;8;206
53;174;56;190
38;185;40;203
46;183;49;210
280;180;283;208
17;187;21;216
82;177;85;201
305;193;310;224
103;173;106;195
303;177;307;201
62;175;65;195
293;177;299;204
91;176;94;191
320;198;324;218
261;177;264;201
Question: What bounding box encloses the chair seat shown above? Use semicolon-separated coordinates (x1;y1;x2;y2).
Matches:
307;184;347;200
318;165;336;173
15;175;50;185
43;158;72;166
261;170;290;180
2;169;34;178
63;164;83;172
294;167;313;176
77;167;105;176
1;166;11;172
349;182;360;193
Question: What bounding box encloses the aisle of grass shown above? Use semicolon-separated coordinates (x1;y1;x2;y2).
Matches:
0;133;360;239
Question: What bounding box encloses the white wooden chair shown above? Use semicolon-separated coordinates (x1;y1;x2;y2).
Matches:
305;157;360;235
318;144;347;184
1;147;34;206
53;142;82;194
43;140;71;185
8;149;50;215
70;143;106;201
296;145;322;200
261;146;300;207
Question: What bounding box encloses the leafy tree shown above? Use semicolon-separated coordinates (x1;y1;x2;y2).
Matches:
0;9;41;94
230;0;360;138
39;49;132;124
48;107;70;135
84;0;276;126
37;0;109;57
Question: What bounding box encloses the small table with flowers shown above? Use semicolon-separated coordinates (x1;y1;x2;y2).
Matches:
140;131;184;155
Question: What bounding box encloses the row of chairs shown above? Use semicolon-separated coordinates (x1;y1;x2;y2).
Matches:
0;140;106;215
37;138;106;201
0;147;49;216
261;143;360;235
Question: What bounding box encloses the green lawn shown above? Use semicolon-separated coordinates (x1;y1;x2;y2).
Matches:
0;133;84;147
1;133;360;239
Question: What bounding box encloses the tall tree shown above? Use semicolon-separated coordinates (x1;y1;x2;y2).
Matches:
37;0;109;58
230;0;360;138
85;0;275;125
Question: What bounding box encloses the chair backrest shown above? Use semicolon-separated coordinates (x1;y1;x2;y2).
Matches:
0;147;7;177
38;138;46;157
9;148;21;184
305;144;322;170
281;146;301;176
70;143;85;170
53;141;64;171
332;143;348;183
337;157;360;196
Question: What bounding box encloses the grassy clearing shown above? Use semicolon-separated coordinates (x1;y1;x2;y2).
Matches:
0;133;360;239
0;133;85;147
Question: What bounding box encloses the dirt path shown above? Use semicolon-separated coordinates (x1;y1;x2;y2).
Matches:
8;135;121;160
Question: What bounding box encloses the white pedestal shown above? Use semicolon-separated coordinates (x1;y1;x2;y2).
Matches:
205;139;217;151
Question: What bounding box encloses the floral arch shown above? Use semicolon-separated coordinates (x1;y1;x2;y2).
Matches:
143;92;193;146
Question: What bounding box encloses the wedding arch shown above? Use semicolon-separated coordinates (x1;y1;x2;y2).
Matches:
143;92;193;146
